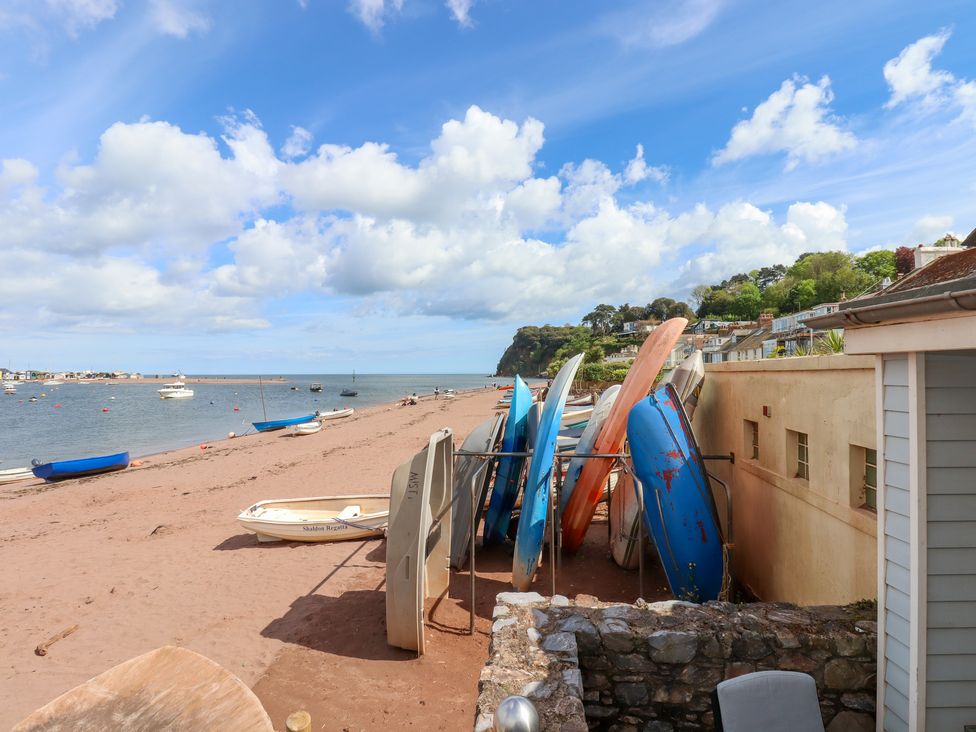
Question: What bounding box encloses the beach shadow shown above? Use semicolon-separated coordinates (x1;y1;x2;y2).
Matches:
212;533;310;550
261;589;414;661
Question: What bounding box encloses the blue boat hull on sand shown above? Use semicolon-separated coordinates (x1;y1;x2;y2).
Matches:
627;383;724;602
32;451;130;481
512;353;584;591
483;376;532;545
252;414;317;432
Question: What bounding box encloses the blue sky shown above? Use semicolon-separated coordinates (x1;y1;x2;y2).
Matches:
0;0;974;373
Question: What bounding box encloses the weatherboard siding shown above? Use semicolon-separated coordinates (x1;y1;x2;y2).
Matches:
924;351;976;730
882;354;911;729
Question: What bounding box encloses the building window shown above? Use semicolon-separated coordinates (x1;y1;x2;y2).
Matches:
744;420;759;460
796;432;809;479
787;430;809;480
863;449;877;510
850;445;878;511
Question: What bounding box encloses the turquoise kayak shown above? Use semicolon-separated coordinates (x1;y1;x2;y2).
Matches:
512;354;584;590
483;376;532;545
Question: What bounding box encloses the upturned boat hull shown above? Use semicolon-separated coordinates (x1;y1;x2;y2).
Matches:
31;452;130;481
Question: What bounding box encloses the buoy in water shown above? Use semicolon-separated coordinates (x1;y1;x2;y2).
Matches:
233;406;240;412
54;404;61;408
102;407;109;412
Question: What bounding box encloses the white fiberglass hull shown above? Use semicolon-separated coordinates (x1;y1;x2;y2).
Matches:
318;408;354;420
0;467;33;484
158;389;194;399
293;421;322;435
237;494;390;542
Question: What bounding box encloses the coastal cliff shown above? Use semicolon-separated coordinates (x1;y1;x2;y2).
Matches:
494;325;588;377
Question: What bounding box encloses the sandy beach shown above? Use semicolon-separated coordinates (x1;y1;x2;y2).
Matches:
0;389;663;730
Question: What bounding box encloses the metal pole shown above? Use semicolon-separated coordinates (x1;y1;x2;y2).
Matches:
470;470;477;635
548;457;556;598
554;460;563;573
258;374;268;421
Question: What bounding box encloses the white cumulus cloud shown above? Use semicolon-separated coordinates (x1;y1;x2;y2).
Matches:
713;75;857;171
348;0;403;33
281;126;313;159
150;0;212;38
883;30;976;123
46;0;118;35
446;0;475;27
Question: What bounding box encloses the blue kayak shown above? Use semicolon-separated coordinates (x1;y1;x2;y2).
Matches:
483;376;532;545
627;382;724;602
252;414;317;432
512;353;584;590
32;451;130;481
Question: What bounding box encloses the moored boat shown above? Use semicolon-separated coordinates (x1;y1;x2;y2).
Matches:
252;414;317;432
309;383;322;392
31;451;130;481
157;381;194;399
238;494;390;542
339;388;358;397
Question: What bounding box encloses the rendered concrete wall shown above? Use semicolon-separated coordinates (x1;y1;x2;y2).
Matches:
694;355;877;605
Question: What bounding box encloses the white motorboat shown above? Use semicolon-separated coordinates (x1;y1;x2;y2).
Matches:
0;466;33;484
317;408;354;420
42;380;63;386
157;381;194;399
237;494;390;542
293;420;322;435
3;381;16;395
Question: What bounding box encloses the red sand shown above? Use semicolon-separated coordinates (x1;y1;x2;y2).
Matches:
0;390;667;730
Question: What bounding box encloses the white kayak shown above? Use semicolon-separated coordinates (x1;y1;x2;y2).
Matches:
0;467;33;484
662;350;705;419
609;469;643;570
318;408;354;420
237;494;390;542
561;406;593;426
293;420;322;435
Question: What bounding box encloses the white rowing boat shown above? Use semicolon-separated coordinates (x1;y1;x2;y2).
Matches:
237;494;390;542
0;467;33;484
317;408;354;420
293;420;322;435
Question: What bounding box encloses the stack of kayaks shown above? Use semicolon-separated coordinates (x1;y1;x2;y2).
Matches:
450;412;505;568
483;376;532;546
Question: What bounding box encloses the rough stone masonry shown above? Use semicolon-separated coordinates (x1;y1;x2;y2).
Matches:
476;593;877;731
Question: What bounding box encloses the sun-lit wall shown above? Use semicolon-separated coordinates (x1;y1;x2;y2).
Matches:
693;354;877;605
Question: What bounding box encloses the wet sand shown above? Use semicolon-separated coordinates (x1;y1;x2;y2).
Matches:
0;389;666;730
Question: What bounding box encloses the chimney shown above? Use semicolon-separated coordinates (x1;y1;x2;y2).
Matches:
758;312;773;328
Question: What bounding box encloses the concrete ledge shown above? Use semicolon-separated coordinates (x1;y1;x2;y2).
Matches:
705;354;874;373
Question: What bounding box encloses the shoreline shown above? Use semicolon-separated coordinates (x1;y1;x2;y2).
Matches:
0;386;660;729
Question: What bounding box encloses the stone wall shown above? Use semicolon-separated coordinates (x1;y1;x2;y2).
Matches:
476;593;877;731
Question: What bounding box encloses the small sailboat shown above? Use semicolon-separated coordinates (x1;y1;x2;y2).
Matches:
252;414;317;432
238;494;390;542
340;370;358;397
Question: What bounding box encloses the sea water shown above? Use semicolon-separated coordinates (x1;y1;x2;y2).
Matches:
0;374;512;468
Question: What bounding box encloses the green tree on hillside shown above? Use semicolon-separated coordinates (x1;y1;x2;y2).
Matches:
733;282;762;320
855;250;896;281
582;304;619;334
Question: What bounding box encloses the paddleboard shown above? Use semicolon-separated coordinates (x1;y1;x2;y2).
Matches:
483;376;532;545
561;318;687;552
512;353;584;591
559;384;621;513
450;413;504;568
627;383;724;601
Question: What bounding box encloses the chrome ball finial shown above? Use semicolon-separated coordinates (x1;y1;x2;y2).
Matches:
493;695;539;732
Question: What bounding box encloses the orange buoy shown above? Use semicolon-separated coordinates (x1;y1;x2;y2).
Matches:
199;443;208;450
131;459;144;467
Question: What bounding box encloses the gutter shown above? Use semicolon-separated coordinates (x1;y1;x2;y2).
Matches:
805;287;976;329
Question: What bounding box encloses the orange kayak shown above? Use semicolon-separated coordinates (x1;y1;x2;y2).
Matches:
560;318;687;552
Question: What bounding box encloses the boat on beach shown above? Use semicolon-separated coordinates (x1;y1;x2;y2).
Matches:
317;407;354;420
292;420;322;435
157;381;194;399
0;466;33;484
252;414;317;432
238;494;390;542
31;451;130;481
